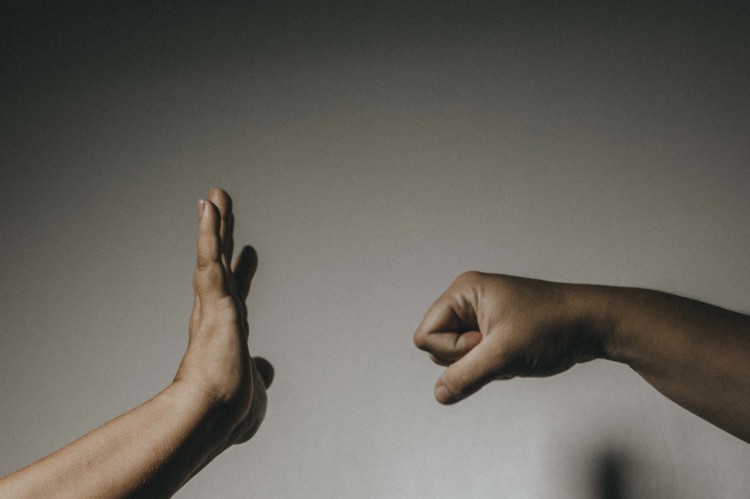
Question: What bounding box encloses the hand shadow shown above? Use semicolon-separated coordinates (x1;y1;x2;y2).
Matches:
588;444;678;499
592;449;628;499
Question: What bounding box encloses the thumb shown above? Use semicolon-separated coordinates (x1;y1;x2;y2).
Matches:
434;336;502;405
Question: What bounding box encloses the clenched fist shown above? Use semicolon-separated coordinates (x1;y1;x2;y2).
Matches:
414;272;610;404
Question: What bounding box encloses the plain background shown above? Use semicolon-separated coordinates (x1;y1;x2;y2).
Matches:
1;1;749;497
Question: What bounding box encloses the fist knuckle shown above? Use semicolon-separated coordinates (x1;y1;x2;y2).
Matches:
454;270;483;286
413;330;429;350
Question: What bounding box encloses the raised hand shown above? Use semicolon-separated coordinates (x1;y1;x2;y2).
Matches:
174;188;274;443
0;189;276;498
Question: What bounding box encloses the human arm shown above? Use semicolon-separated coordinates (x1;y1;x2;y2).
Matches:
0;188;273;497
413;272;750;443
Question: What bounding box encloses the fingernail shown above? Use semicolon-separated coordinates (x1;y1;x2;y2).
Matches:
436;385;457;404
197;200;206;219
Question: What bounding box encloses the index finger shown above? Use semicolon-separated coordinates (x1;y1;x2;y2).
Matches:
194;200;231;304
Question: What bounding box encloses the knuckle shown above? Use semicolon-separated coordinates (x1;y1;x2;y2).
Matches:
196;311;240;338
195;269;209;287
196;263;225;285
202;296;239;323
413;330;429;350
454;270;483;286
196;257;208;271
196;252;218;271
216;295;238;313
430;354;451;367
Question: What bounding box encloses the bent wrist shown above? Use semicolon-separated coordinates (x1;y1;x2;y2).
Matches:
165;381;238;446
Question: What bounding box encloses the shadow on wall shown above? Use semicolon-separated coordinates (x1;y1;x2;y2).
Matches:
589;446;677;499
592;448;629;499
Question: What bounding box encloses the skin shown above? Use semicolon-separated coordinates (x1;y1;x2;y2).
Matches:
0;188;273;498
1;192;746;497
414;272;750;443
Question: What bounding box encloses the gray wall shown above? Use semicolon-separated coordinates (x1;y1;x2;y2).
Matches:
1;2;749;497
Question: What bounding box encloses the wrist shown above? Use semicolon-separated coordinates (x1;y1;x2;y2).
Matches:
165;381;237;446
562;282;623;364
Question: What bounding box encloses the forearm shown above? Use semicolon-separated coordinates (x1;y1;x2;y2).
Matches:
587;285;750;442
0;381;232;498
